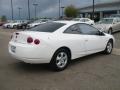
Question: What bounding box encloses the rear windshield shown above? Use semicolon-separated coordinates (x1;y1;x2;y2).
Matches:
28;22;65;32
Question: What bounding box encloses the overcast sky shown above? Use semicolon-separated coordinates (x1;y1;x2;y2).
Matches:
0;0;119;20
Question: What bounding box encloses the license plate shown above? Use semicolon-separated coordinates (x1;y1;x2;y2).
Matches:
11;46;16;53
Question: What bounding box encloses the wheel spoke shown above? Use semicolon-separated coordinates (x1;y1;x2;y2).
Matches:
56;52;68;68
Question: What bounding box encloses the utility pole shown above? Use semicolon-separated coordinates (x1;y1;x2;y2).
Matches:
59;0;60;19
61;6;65;18
28;0;30;20
11;0;14;20
18;7;22;20
33;3;38;20
92;0;95;20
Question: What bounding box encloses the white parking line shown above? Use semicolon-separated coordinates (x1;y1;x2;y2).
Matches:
112;48;120;56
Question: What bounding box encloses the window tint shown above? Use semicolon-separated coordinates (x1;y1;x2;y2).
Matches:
28;22;65;32
84;19;89;22
78;24;100;35
64;24;81;34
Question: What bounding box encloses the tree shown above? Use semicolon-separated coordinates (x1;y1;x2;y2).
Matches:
1;15;7;22
64;5;78;18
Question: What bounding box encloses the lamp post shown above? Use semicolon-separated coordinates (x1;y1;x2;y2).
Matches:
18;7;22;20
33;3;38;20
59;0;61;19
61;6;65;18
92;0;95;20
28;0;30;20
11;0;14;20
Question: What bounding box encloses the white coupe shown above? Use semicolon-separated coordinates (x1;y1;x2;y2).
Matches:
9;21;115;71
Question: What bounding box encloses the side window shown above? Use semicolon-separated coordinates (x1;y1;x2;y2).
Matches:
84;19;89;22
64;24;80;34
78;24;100;35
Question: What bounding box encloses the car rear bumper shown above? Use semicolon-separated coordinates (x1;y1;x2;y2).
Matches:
8;41;53;64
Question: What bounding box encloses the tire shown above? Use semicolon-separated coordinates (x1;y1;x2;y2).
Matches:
108;28;112;34
7;25;10;28
50;49;70;71
13;25;17;29
104;40;113;54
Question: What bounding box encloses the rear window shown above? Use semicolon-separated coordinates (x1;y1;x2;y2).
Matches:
28;22;65;32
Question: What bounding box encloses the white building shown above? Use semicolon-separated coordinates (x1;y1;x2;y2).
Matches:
78;1;120;21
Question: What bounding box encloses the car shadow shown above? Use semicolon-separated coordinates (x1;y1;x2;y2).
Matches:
12;61;52;73
69;52;106;67
11;52;107;72
112;31;120;34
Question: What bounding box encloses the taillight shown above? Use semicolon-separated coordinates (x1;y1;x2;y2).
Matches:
34;39;40;45
27;37;33;43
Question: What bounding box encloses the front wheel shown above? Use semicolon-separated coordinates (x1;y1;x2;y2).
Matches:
104;40;113;54
50;49;70;71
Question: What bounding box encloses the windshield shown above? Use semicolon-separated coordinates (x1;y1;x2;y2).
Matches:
27;22;65;32
99;19;113;24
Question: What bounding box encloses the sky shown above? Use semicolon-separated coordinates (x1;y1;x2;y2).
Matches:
0;0;119;20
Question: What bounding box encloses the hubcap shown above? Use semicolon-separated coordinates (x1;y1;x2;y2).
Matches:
107;42;112;53
56;52;68;68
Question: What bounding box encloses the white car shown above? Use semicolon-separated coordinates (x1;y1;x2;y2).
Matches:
10;21;25;29
73;18;95;25
9;21;115;71
3;21;24;29
95;18;120;34
3;21;14;28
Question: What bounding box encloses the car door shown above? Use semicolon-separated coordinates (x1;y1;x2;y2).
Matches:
63;24;87;58
115;18;120;32
78;24;107;54
112;18;120;32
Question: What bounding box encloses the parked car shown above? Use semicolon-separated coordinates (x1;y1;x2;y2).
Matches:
110;14;120;18
73;18;95;25
3;20;24;29
9;21;115;71
9;20;25;29
95;18;120;34
3;21;14;28
17;20;31;29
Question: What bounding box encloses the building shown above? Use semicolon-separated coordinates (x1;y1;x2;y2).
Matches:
78;1;120;22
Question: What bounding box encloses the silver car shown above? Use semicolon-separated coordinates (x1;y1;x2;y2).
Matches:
95;18;120;34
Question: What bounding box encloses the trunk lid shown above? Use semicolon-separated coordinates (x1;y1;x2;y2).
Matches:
11;31;52;44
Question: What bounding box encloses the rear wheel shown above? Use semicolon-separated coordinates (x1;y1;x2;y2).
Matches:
104;40;113;54
50;49;70;71
13;25;17;29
